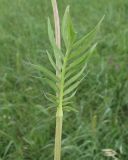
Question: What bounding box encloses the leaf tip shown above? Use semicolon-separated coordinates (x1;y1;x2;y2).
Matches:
98;15;105;27
47;17;50;24
65;5;70;13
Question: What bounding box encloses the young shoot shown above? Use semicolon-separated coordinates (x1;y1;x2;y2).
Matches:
30;0;104;159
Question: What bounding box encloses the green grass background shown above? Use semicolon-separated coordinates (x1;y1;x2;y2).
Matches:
0;0;128;159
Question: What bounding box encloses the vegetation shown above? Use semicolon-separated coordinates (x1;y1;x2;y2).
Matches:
0;0;128;160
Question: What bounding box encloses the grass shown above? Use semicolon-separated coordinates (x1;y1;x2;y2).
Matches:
0;0;128;159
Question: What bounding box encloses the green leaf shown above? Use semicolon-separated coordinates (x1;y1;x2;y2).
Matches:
43;92;58;105
67;52;88;71
65;63;84;80
47;18;56;51
48;18;63;67
69;16;104;59
63;90;77;101
64;73;87;97
64;81;80;96
63;106;78;112
86;43;97;60
64;64;87;89
62;6;76;49
63;101;73;106
67;43;97;71
30;63;58;82
46;50;57;70
44;78;58;92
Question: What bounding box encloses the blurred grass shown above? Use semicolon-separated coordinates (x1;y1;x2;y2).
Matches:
0;0;128;159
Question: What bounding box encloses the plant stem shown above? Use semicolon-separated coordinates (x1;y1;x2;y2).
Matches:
54;107;63;160
51;0;61;76
51;1;63;160
51;0;61;48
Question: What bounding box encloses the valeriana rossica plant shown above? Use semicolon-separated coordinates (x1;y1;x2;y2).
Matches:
30;0;104;159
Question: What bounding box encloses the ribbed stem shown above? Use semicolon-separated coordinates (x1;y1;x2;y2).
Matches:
54;107;63;160
51;1;62;160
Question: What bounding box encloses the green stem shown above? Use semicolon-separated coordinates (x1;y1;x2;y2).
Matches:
54;52;69;160
51;0;70;159
54;107;63;160
51;0;61;76
51;1;63;160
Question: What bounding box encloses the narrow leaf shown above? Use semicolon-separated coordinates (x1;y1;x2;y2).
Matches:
48;18;63;65
64;64;87;88
63;90;77;101
44;78;58;92
62;6;76;49
63;106;78;112
30;63;58;82
69;16;104;59
46;50;57;70
63;101;73;106
65;64;83;80
47;18;56;51
67;43;97;71
67;52;88;71
64;72;87;97
43;92;58;105
64;81;80;96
